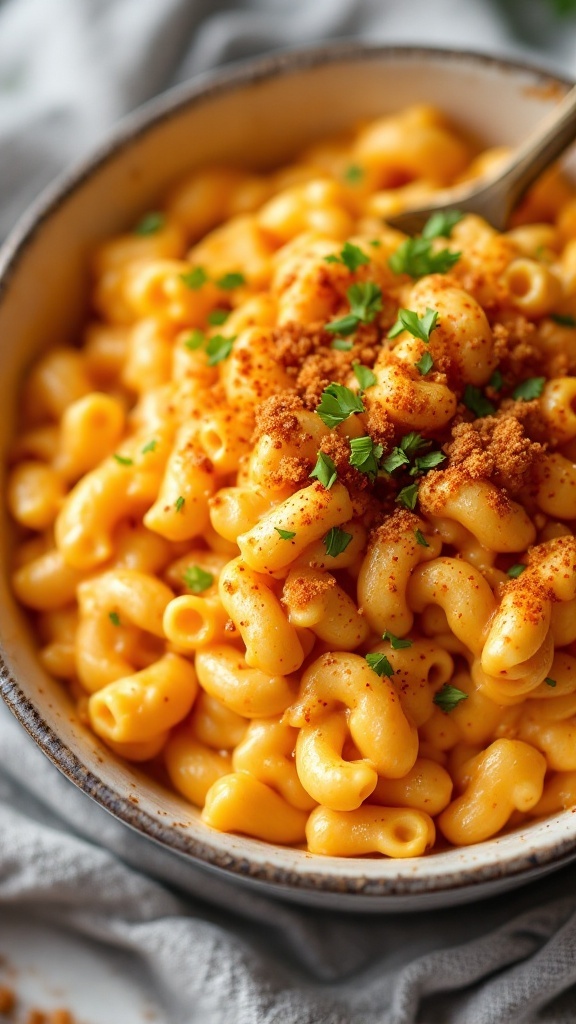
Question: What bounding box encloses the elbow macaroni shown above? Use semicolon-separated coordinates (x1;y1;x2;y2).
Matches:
9;103;576;858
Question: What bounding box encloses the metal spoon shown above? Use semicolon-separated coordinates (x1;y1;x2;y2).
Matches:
386;83;576;235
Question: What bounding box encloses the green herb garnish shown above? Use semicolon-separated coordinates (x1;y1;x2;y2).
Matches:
134;211;165;236
184;329;206;350
324;526;353;557
274;528;296;540
331;338;354;351
415;529;429;547
382;630;413;650
507;564;527;579
344;164;364;183
349;436;383;479
353;364;377;390
421;210;463;240
545;677;557;687
141;440;158;454
388;307;439;343
216;272;245;290
206;334;235;366
310;452;338;489
175;496;185;513
433;684;468;713
388;237;461;278
180;267;208;290
462;385;496;418
108;611;121;627
207;308;230;326
183;566;214;593
512;377;545;401
396;483;420;510
415;351;434;375
316;383;365;428
113;453;133;466
365;652;394;677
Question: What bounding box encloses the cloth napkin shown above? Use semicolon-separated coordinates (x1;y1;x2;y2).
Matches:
2;2;576;1021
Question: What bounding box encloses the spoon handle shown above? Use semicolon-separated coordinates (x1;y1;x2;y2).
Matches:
490;82;576;218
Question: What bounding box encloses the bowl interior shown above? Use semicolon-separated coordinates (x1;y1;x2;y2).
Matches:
1;45;575;909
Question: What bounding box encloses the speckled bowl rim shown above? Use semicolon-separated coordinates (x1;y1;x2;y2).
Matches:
2;42;576;903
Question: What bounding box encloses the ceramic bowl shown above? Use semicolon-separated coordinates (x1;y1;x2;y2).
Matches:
1;44;575;912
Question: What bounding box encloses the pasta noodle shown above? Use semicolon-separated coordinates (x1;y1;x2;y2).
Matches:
10;102;576;859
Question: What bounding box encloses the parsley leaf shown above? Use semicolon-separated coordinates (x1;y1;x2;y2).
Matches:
344;164;364;183
507;563;527;579
274;527;296;540
206;334;235;366
113;453;133;466
183;565;213;593
388;237;461;278
310;452;338;489
400;432;431;459
141;440;158;454
331;338;354;351
184;329;205;350
382;630;413;650
353;363;377;390
369;239;381;248
410;450;446;476
415;351;434;375
512;377;545;401
348;281;382;323
134;211;165;236
396;482;419;510
415;528;429;547
388;307;439;343
207;308;230;326
324;526;353;557
421;210;463;240
180;266;208;290
325;241;370;273
175;496;185;513
349;435;383;479
108;611;121;627
381;447;410;474
551;313;576;327
545;677;557;687
462;385;496;418
488;369;503;392
325;314;359;337
365;652;394;677
216;272;245;290
316;383;365;427
433;684;468;713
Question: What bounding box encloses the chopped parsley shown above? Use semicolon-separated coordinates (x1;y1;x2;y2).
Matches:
507;563;527;579
396;482;420;510
545;677;557;687
410;450;446;476
207;308;230;326
421;210;463;240
551;313;576;327
488;369;503;392
512;377;545;401
325;314;359;337
325;241;370;273
462;384;496;418
310;452;338;489
369;239;381;248
349;435;383;480
113;453;133;466
180;266;208;290
348;281;382;323
382;630;413;650
415;351;434;375
388;307;439;343
365;652;394;677
353;363;377;390
433;684;468;713
344;164;364;183
206;334;235;366
108;611;121;627
331;338;354;351
415;528;429;547
382;432;431;474
388;237;461;278
175;496;185;513
184;329;205;350
141;440;158;454
134;211;165;236
183;565;214;593
274;527;296;540
316;383;365;427
324;526;353;557
216;272;245;290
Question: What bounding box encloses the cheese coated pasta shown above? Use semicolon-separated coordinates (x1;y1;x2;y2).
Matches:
10;102;576;859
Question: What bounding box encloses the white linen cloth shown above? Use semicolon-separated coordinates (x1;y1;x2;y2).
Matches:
2;2;576;1021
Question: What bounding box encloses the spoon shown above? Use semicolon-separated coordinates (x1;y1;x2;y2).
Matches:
386;82;576;235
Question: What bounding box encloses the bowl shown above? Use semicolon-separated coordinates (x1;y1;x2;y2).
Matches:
1;43;576;912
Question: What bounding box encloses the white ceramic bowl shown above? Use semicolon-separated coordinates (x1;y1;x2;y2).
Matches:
1;44;575;912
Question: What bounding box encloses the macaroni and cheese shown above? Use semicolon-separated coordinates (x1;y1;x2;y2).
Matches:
10;103;576;858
